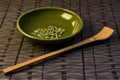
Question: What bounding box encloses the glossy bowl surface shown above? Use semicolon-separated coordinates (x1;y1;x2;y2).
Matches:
17;7;83;43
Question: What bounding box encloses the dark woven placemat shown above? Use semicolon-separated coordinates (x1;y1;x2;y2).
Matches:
0;0;120;80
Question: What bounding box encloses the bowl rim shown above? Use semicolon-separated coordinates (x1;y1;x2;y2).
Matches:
16;7;83;41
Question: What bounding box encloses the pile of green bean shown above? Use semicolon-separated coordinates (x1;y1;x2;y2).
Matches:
31;26;66;39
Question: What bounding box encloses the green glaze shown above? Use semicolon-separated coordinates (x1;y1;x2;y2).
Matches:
17;7;83;43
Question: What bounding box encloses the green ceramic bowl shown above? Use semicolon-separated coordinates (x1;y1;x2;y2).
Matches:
17;7;83;44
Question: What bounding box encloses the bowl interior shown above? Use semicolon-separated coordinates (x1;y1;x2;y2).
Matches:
18;7;83;40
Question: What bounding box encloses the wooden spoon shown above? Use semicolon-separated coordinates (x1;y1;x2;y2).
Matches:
2;26;114;74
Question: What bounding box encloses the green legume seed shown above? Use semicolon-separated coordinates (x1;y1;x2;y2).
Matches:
31;26;66;39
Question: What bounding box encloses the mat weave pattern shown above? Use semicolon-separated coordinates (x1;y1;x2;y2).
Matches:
0;0;120;80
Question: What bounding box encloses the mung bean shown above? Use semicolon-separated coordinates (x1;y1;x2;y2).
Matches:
31;26;66;39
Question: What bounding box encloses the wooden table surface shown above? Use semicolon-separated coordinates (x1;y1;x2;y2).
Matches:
0;0;120;80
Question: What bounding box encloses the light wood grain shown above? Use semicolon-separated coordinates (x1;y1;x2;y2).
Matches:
2;26;114;74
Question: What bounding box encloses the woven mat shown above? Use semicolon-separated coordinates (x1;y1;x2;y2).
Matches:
0;0;120;80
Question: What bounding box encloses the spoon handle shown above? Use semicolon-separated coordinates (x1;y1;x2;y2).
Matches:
2;37;95;74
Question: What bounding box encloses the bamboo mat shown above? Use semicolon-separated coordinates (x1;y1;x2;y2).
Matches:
0;0;120;80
